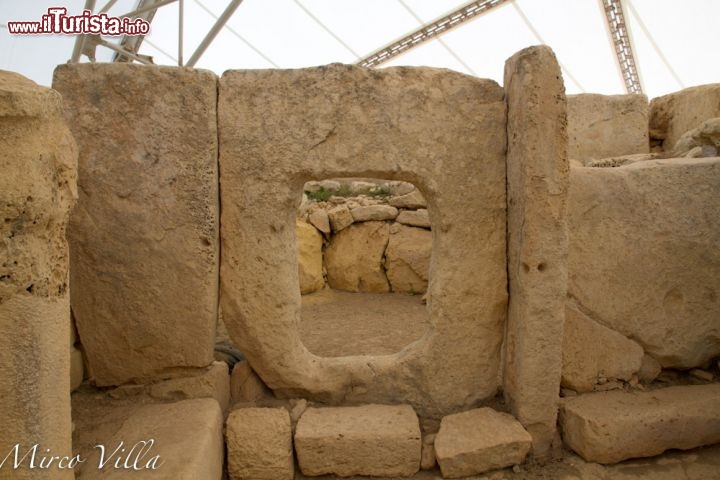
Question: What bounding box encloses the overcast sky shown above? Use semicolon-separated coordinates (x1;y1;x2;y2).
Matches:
1;0;718;100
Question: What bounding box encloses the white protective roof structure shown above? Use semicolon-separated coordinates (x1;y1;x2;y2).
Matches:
1;0;718;100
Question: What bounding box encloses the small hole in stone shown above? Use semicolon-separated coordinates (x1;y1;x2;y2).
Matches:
26;196;33;202
201;237;212;247
522;262;530;273
26;284;34;293
537;263;547;272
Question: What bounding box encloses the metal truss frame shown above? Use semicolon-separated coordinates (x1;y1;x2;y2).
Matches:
600;0;643;94
357;0;512;68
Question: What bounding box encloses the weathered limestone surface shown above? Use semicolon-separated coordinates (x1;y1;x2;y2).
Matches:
568;159;720;368
226;408;294;480
396;209;431;228
219;65;507;417
560;384;720;464
350;204;399;222
296;220;324;294
638;354;662;384
148;361;230;412
503;46;569;457
308;208;331;234
435;408;532;478
649;83;720;151
567;93;648;162
325;221;390;293
420;433;437;470
295;404;421;477
53;64;219;386
327;204;353;232
388;189;427;209
74;398;223;479
562;304;644;392
71;346;84;391
230;360;273;405
385;224;431;294
673;117;720;157
0;71;77;480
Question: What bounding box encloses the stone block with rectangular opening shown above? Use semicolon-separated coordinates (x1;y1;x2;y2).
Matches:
219;65;507;418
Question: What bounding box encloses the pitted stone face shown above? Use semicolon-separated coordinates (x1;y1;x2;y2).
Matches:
218;64;507;418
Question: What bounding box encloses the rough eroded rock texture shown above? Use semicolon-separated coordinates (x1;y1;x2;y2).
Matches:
325;221;390;293
295;404;421;477
219;65;507;417
649;83;720;151
0;71;77;480
226;408;294;480
562;304;644;392
385;224;431;294
567;93;648;163
560;384;720;464
148;361;230;412
568;159;720;368
74;398;223;479
53;64;219;386
435;408;532;478
503;45;569;457
296;220;324;294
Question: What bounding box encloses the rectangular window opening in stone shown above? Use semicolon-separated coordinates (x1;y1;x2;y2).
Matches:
296;178;432;357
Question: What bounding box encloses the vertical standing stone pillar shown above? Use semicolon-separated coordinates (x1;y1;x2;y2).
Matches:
502;46;569;459
0;72;77;479
53;64;219;386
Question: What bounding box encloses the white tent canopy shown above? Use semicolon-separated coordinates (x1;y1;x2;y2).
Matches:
1;0;718;100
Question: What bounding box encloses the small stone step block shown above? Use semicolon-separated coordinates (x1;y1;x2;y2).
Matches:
434;407;532;478
294;404;421;477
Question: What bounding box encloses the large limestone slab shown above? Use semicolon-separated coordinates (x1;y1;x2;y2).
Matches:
53;64;219;386
562;304;644;392
73;398;223;479
435;408;532;478
325;221;390;293
0;71;77;480
296;220;324;294
503;45;569;457
219;65;507;417
295;404;421;477
567;93;648;162
226;408;294;480
385;224;431;294
649;83;720;151
568;158;720;368
560;384;720;464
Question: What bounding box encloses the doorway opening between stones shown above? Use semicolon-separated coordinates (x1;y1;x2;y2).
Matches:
296;178;432;358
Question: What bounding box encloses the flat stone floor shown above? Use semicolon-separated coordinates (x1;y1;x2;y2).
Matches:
300;288;430;357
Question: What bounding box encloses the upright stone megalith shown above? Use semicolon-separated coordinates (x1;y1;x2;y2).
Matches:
219;65;508;418
0;71;77;479
502;46;569;458
53;64;219;386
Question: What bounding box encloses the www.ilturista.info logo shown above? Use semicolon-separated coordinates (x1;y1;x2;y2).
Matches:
7;8;150;36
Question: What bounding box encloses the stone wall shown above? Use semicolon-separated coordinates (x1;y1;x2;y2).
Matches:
3;50;719;475
567;93;648;163
0;71;77;479
297;179;431;296
649;83;720;151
